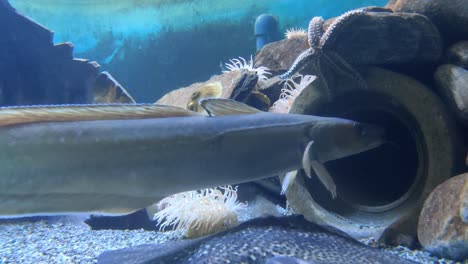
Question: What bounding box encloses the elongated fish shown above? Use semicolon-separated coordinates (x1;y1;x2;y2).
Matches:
0;99;383;217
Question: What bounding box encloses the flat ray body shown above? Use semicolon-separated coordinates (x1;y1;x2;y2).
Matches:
97;216;417;264
0;99;383;217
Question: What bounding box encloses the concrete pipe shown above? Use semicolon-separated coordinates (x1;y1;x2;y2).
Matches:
282;66;463;241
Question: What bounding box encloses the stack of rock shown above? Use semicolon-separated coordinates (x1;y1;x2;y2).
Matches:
430;42;468;260
386;1;468;260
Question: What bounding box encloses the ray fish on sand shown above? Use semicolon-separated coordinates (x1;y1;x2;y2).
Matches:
97;215;417;264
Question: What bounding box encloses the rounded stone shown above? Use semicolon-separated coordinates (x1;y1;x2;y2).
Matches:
386;0;468;42
255;11;442;71
418;173;468;261
434;64;468;125
156;70;244;107
446;41;468;68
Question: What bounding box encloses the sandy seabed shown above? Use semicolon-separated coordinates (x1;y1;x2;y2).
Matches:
0;214;462;264
0;219;179;264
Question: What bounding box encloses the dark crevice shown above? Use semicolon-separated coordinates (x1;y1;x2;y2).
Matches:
304;91;423;216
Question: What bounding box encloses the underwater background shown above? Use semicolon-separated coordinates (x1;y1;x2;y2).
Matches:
2;0;468;263
10;0;387;102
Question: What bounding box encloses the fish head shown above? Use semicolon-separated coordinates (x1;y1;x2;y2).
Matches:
309;118;385;162
186;82;223;112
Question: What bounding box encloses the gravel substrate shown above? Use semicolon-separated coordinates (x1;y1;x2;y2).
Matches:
0;213;463;264
0;218;180;264
359;237;463;264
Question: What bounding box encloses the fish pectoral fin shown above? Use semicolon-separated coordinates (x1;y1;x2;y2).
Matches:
302;140;337;199
302;141;314;178
280;170;298;195
310;160;337;199
199;98;262;116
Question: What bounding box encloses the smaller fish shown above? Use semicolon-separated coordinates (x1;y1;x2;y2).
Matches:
186;82;223;112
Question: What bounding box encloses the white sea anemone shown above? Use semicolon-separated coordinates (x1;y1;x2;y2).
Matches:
223;56;271;81
269;74;317;113
285;27;307;39
154;185;246;238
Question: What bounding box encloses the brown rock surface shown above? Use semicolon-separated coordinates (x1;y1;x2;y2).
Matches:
386;0;468;42
434;64;468;125
255;11;441;72
418;174;468;260
326;12;442;66
156;71;244;108
255;37;309;73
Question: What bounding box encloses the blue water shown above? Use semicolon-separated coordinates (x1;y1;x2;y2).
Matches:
9;0;387;101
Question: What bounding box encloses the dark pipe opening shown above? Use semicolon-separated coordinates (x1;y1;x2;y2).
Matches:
304;91;424;215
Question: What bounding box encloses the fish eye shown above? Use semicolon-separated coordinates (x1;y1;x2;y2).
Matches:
186;102;197;111
190;91;201;100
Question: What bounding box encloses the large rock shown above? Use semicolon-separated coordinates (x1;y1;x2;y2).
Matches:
255;37;309;74
156;71;244;107
156;70;271;111
418;173;468;260
386;0;468;42
446;41;468;68
326;12;442;66
255;11;442;72
434;64;468;125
